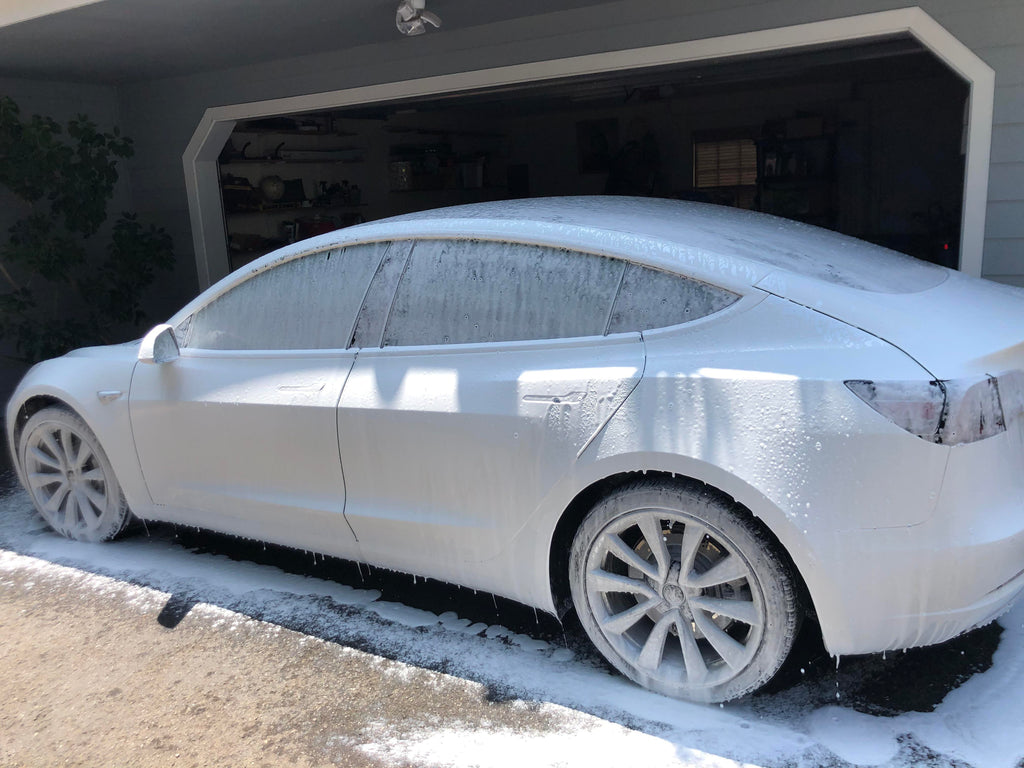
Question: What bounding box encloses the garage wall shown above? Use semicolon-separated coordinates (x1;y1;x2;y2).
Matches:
114;0;1024;304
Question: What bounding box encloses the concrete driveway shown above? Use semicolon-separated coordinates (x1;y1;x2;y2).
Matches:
1;463;1021;768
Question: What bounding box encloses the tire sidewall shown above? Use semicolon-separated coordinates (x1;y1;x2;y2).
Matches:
569;480;798;703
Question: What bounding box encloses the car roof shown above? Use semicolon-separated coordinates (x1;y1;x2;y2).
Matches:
337;196;947;295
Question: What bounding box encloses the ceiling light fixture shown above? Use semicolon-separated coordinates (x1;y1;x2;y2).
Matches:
396;0;441;36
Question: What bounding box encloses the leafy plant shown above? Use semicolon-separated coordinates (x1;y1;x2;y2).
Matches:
0;95;173;363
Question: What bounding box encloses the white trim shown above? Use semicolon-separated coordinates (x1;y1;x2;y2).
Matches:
184;6;995;287
183;117;236;287
0;0;106;28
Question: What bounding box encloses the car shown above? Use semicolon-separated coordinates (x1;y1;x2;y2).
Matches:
7;196;1024;703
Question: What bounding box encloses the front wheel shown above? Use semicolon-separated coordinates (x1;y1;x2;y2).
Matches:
18;406;132;542
569;480;800;703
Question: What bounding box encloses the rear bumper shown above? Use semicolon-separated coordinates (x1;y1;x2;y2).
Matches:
814;420;1024;655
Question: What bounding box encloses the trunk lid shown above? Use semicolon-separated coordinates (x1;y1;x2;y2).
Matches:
756;269;1024;380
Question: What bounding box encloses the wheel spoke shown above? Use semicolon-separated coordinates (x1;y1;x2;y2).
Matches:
74;486;100;527
73;442;94;472
636;611;677;672
33;440;62;469
693;608;749;669
62;488;78;529
79;468;105;483
600;596;662;635
678;522;705;576
81;484;106;510
689;595;761;627
28;471;64;489
638;516;671;582
43;482;70;514
676;615;710;685
588;569;659;599
603;532;659;581
59;428;76;467
686;554;749;589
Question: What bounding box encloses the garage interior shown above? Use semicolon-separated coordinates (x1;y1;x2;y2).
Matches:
216;36;969;273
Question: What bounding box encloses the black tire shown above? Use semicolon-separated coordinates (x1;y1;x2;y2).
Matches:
18;406;132;542
569;479;800;703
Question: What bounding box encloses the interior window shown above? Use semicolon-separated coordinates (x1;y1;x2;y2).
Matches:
382;240;623;346
187;241;389;350
606;264;739;334
693;136;757;210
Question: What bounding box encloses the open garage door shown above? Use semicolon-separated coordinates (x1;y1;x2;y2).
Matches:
185;9;993;286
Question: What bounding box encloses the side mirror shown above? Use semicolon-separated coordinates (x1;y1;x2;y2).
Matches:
138;324;180;364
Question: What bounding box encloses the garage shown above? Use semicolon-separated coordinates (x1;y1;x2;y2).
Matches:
208;35;969;276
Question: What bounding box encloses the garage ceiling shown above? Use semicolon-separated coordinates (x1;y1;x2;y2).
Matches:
0;0;609;83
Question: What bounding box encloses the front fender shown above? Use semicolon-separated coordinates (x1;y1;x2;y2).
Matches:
6;351;152;514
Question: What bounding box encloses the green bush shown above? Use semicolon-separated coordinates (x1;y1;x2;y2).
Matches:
0;95;173;362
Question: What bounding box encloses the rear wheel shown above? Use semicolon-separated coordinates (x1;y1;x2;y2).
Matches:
19;406;131;542
569;479;800;702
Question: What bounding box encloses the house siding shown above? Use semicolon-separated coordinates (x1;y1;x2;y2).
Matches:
103;0;1024;300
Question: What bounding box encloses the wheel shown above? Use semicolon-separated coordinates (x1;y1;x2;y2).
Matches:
18;406;131;542
569;479;800;703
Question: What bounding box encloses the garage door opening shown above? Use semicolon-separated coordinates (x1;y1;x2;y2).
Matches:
185;9;994;286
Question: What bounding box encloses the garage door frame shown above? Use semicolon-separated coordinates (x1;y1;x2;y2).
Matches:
184;6;995;289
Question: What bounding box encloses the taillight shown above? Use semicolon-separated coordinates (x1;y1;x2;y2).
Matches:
845;375;1006;446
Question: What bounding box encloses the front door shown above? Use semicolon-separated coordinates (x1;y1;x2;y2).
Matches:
127;241;390;557
129;351;357;554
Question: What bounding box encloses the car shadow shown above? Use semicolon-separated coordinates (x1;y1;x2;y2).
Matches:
756;611;1002;716
168;522;1001;716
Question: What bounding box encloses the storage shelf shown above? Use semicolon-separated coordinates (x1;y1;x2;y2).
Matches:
225;202;368;217
221;158;363;166
234;128;358;137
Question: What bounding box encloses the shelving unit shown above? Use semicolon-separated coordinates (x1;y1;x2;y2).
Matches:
219;114;371;271
756;117;837;229
216;111;513;272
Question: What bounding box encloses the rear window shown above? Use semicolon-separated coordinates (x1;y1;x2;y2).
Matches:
750;230;948;293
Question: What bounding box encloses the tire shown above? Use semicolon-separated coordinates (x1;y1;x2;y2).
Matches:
18;406;132;542
569;479;800;703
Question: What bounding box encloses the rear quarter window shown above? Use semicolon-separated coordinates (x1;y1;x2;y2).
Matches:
607;264;739;333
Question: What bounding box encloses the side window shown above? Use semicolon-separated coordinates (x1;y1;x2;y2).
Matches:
382;240;623;346
187;241;389;351
606;264;739;334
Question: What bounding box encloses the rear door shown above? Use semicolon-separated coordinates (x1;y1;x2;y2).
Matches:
337;239;645;580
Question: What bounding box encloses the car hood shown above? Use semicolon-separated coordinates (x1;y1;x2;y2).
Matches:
756;268;1024;380
64;339;143;361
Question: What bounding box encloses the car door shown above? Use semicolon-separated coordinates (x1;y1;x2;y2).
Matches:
337;239;646;580
128;242;389;556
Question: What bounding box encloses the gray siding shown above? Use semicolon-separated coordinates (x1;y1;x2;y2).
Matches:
958;1;1024;285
